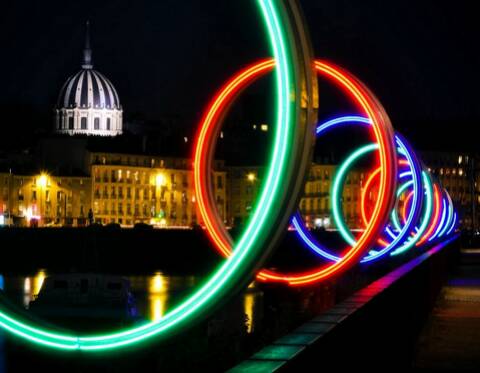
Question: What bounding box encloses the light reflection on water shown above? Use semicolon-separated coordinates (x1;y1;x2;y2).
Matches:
149;272;168;321
244;290;255;333
22;269;47;307
0;270;263;333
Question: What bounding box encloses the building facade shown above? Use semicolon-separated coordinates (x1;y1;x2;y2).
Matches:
226;166;264;227
300;164;364;229
1;152;227;228
226;163;365;230
89;152;226;227
0;172;91;227
421;151;474;229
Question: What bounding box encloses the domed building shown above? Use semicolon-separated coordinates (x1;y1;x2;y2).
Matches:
55;22;122;136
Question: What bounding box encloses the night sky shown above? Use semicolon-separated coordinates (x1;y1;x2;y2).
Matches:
0;0;478;151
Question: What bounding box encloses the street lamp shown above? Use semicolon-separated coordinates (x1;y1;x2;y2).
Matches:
38;174;48;188
156;173;167;187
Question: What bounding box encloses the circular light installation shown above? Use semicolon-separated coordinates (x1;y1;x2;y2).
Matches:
331;139;424;261
291;116;424;263
0;0;318;350
194;60;398;286
359;164;437;256
331;143;429;260
390;171;435;255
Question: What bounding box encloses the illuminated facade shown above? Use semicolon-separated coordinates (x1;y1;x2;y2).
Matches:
55;22;122;136
422;151;474;228
89;152;226;227
0;172;91;227
0;154;226;228
226;163;365;229
300;164;364;229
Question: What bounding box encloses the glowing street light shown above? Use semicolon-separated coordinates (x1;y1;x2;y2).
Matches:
156;173;167;187
247;173;256;182
37;173;48;188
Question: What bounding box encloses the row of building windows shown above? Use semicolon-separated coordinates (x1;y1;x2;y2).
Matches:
434;168;466;177
57;115;115;131
94;186;191;202
93;170;192;186
92;156;200;170
93;202;192;217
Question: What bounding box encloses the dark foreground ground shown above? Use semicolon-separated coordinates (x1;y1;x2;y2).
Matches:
415;247;480;370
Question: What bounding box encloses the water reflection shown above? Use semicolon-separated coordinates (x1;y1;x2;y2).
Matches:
148;272;169;321
23;269;47;308
244;282;260;333
0;270;263;333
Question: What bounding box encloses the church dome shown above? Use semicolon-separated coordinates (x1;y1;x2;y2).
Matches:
55;22;123;136
57;69;121;110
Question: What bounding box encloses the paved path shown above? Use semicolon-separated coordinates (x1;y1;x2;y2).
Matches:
415;248;480;370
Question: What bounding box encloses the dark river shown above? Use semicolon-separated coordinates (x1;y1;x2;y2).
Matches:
0;270;262;333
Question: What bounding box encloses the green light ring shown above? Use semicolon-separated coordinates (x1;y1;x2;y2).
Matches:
391;180;414;232
391;171;433;255
331;143;379;247
0;0;316;350
332;146;430;257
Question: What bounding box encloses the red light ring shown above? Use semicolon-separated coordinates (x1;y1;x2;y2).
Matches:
402;190;415;225
416;183;442;246
361;168;381;227
360;167;391;247
193;59;397;285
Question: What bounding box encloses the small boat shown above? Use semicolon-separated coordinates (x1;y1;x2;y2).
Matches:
29;273;139;326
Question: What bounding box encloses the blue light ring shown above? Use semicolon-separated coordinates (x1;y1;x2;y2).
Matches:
438;192;454;238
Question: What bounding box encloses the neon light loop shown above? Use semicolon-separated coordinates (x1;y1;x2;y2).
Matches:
336;134;425;260
194;56;456;285
0;0;319;351
331;141;424;260
194;59;398;286
292;116;424;263
295;114;456;261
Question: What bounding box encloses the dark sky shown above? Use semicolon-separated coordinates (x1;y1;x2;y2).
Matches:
0;0;478;150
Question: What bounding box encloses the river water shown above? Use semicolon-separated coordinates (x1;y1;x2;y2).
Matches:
0;261;378;372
